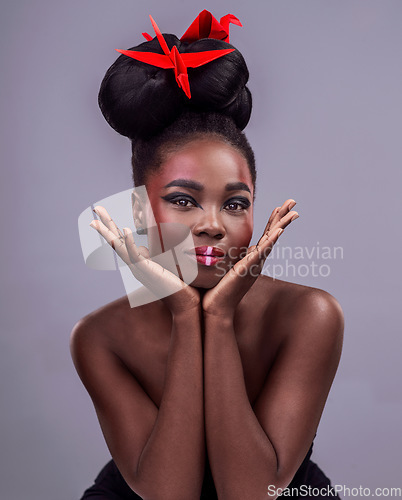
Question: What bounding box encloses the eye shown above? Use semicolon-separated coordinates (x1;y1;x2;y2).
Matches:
225;202;242;211
224;198;251;212
161;193;198;209
173;198;196;208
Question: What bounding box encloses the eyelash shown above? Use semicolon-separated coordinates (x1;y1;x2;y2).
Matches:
163;194;250;212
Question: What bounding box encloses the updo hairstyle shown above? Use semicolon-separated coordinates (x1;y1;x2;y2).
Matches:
98;31;256;195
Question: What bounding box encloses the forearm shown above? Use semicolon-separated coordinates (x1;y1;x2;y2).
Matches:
203;313;281;500
136;307;205;500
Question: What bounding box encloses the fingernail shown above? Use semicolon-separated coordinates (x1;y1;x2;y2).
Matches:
278;228;284;236
291;214;299;221
288;201;296;210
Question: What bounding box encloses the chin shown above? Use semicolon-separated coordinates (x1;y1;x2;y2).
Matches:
189;268;227;289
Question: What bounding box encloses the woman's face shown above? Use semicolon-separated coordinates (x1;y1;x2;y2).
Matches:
142;137;254;289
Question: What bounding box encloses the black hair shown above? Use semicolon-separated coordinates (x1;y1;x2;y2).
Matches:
98;32;256;193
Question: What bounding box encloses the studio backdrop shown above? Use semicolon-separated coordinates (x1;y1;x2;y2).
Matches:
1;1;401;499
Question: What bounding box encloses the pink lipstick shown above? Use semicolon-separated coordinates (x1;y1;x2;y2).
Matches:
186;246;226;266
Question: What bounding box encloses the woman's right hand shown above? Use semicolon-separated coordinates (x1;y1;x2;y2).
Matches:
90;206;200;315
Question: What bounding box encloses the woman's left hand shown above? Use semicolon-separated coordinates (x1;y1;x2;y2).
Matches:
202;199;299;317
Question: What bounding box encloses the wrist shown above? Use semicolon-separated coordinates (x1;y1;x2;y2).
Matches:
202;295;237;320
172;304;202;323
203;309;234;327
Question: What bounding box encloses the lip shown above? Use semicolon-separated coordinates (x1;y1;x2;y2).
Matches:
183;246;226;267
193;246;225;257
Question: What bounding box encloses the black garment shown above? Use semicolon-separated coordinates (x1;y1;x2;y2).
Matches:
80;441;340;499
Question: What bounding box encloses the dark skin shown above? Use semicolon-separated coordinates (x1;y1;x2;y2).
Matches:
70;137;344;500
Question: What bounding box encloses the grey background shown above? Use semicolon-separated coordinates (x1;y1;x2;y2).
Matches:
1;1;401;499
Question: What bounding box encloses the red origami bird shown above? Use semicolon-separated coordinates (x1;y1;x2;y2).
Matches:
142;10;242;44
180;9;242;44
116;14;237;99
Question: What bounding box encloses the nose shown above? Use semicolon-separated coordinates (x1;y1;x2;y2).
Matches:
192;208;225;240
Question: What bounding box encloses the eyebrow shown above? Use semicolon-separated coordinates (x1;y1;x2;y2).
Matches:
163;179;251;194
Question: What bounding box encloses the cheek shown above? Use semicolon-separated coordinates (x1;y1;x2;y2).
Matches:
146;200;180;234
148;196;180;224
146;202;194;258
226;219;253;260
230;215;253;241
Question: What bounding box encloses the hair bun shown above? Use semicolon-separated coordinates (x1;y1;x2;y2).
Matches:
184;39;251;128
98;35;186;139
98;34;252;139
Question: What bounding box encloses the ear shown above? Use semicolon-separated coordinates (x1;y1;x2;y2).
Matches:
131;186;157;234
131;191;146;232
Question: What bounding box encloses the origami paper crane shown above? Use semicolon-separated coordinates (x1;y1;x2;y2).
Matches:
116;15;235;99
181;9;242;43
142;10;242;44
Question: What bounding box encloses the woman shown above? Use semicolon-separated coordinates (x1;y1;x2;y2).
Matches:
71;11;344;500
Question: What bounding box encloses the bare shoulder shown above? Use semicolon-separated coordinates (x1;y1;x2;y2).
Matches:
251;274;343;310
70;296;126;349
69;296;126;379
249;275;344;346
70;291;162;358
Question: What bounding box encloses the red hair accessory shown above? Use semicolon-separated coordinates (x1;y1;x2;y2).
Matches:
180;10;242;43
116;15;235;99
143;10;242;44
